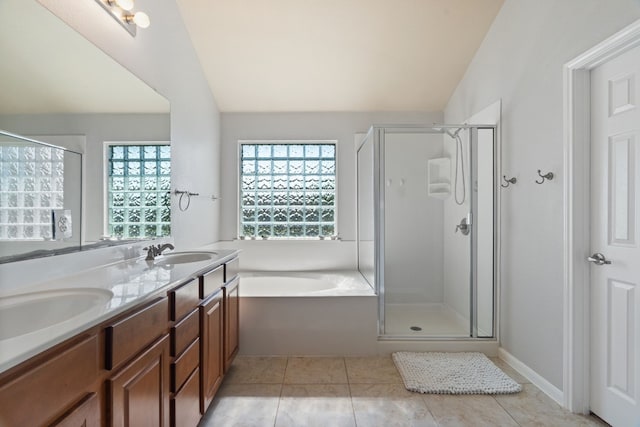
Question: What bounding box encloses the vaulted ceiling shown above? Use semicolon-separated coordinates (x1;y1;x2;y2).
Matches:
176;0;504;112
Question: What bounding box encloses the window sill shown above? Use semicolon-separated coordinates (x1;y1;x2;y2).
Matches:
235;236;341;241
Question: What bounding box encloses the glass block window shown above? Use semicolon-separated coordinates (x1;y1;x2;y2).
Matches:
240;142;336;238
107;144;171;238
0;145;64;240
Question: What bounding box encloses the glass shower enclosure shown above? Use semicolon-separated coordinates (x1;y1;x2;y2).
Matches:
357;125;497;339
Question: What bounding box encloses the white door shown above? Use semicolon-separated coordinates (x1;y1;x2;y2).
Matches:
590;43;640;426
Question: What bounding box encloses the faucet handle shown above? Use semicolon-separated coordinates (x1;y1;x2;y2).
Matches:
143;245;158;260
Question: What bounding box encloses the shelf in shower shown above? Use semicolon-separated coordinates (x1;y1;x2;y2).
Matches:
427;157;451;199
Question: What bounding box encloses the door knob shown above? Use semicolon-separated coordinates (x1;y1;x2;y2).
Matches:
587;253;612;265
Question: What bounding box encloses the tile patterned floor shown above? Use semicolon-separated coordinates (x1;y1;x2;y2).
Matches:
199;356;608;427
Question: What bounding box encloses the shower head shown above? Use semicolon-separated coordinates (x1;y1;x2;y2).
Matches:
433;126;462;139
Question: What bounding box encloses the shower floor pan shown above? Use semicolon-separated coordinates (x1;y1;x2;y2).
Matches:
383;303;470;337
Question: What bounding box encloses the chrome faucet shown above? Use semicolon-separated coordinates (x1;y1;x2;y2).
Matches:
143;243;175;260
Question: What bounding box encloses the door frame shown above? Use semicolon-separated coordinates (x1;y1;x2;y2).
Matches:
563;19;640;414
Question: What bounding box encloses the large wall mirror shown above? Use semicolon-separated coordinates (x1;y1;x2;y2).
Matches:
0;0;171;263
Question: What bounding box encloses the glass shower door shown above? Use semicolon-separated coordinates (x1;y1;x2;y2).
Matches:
356;125;496;339
381;128;472;337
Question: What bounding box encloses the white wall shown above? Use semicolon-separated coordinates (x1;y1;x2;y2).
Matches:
445;0;640;389
37;0;221;249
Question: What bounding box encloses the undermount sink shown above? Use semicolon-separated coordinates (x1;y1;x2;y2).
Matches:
0;288;114;340
153;251;218;266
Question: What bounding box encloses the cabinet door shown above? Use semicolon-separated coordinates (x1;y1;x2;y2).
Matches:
199;291;223;414
109;334;170;427
170;367;201;427
0;335;99;426
50;392;100;427
224;277;240;372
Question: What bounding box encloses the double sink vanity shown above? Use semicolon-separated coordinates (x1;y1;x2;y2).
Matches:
0;247;240;426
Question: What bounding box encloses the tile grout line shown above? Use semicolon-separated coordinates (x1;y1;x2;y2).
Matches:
492;394;523;427
272;356;289;427
343;357;360;427
391;354;448;427
417;392;443;427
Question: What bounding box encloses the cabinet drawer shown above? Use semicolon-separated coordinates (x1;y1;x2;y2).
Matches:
201;265;223;299
171;337;199;393
170;367;201;427
224;257;240;283
105;297;168;370
169;278;200;322
0;335;99;426
170;308;199;357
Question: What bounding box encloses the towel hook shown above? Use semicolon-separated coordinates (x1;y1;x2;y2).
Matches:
535;170;554;184
501;175;517;188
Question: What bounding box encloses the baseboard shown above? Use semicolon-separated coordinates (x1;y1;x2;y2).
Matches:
498;347;564;406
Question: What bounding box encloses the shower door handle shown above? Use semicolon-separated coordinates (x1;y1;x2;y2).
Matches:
455;218;470;235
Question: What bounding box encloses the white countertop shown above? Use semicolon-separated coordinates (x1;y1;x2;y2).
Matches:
0;248;239;374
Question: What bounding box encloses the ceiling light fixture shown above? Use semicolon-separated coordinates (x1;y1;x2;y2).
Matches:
95;0;150;36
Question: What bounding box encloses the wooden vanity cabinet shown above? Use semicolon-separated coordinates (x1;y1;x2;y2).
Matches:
50;392;100;427
0;255;240;427
168;278;202;427
106;297;171;427
199;267;225;415
224;256;240;284
0;334;101;426
223;277;240;372
108;334;171;427
169;278;200;322
200;265;223;299
223;257;240;372
105;297;168;371
170;366;201;426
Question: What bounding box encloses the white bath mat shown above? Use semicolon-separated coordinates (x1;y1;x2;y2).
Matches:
392;352;522;395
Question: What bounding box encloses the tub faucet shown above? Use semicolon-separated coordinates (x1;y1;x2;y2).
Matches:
143;243;175;260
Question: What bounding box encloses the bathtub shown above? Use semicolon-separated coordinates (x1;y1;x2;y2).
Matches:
239;270;374;297
237;270;378;355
